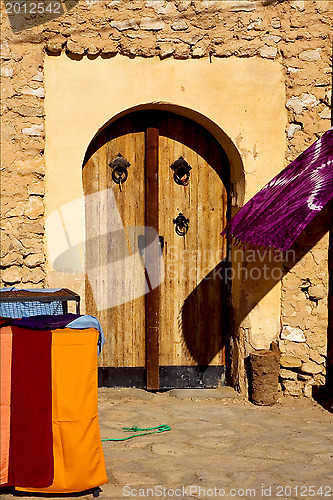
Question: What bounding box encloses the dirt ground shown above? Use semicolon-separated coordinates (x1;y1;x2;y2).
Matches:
2;387;332;500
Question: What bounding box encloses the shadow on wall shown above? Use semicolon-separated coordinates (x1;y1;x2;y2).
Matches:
313;208;333;413
228;201;332;391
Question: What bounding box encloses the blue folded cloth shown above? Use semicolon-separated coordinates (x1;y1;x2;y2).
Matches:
67;315;106;356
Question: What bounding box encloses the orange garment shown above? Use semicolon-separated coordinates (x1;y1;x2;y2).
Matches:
0;326;13;485
18;328;108;494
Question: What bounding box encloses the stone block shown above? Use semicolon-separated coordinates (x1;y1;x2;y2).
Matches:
299;49;321;62
32;71;43;82
24;196;44;219
1;266;22;284
28;180;45;196
101;40;119;55
308;285;326;301
21;266;45;284
171;19;189;31
17;105;44;117
1;65;13;77
24;252;45;267
0;252;23;267
309;349;325;365
279;369;297;380
303;381;314;398
286;94;318;114
20;237;43;255
66;40;85;55
0;235;13;257
192;45;207;57
22;124;44;136
287;123;302;139
140;18;165;30
262;34;281;44
282;379;302;396
300;361;323;375
177;1;191;11
5;202;26;218
21;86;45;98
46;36;67;53
146;0;176;16
17;221;44;236
281;326;306;342
284;341;309;362
280;356;302;368
86;44;100;56
174;44;191;59
271;18;281;29
159;44;174;59
259;46;277;59
1;43;11;60
110;19;139;31
12;157;45;176
231;1;256;12
317;344;327;357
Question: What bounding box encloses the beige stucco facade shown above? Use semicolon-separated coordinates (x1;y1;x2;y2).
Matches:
44;53;287;213
44;53;286;359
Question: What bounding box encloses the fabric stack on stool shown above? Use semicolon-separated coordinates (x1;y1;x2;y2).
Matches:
0;315;108;494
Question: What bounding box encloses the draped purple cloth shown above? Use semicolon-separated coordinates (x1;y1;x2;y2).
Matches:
222;128;333;251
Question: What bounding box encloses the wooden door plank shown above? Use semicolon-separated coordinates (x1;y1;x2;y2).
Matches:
158;114;229;369
83;115;146;369
158;115;200;366
145;127;160;390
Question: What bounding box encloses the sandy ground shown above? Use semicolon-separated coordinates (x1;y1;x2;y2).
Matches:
1;387;332;500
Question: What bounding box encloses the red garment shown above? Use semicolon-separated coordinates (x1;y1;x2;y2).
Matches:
9;326;53;487
0;326;13;485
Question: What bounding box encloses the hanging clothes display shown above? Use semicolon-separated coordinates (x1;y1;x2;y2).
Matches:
0;320;108;494
9;326;53;488
221;128;333;250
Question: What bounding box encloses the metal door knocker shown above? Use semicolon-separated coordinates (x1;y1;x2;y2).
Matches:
109;153;131;191
170;157;192;186
173;213;189;236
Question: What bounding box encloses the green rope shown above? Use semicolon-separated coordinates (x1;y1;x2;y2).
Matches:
102;424;171;442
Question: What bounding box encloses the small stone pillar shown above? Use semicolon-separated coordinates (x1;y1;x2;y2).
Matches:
249;347;280;405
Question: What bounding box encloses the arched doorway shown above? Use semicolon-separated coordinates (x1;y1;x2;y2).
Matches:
82;109;230;390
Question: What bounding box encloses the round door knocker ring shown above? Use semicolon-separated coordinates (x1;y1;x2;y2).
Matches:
109;154;131;190
173;213;189;237
175;224;188;236
112;166;128;185
170;157;192;187
174;168;190;186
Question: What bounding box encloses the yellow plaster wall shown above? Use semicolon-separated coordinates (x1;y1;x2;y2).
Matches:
44;53;287;349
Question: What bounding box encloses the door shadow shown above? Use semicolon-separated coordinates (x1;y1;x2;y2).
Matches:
313;208;333;413
180;260;229;366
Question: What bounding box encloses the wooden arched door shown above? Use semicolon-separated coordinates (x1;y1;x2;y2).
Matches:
83;110;230;389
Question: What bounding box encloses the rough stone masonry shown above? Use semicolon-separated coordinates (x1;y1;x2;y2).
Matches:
0;0;332;397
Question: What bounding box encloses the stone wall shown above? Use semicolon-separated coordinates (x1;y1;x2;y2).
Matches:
279;204;332;397
1;0;332;395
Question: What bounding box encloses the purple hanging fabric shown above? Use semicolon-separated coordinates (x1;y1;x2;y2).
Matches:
221;128;333;251
10;314;80;330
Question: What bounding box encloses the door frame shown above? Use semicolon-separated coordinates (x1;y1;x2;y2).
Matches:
83;108;232;390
